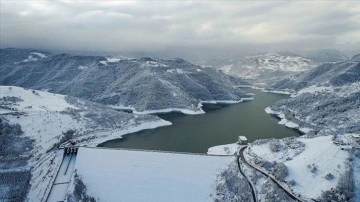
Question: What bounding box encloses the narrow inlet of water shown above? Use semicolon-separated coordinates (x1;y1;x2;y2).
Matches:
99;88;300;153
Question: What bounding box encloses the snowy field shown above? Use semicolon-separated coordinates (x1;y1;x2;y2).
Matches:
284;136;348;198
0;86;76;112
68;147;234;202
247;135;350;199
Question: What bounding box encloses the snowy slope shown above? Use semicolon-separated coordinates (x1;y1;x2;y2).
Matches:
284;136;348;199
0;86;170;201
67;147;234;202
0;86;75;112
0;86;169;152
265;56;360;136
0;48;251;114
247;136;351;199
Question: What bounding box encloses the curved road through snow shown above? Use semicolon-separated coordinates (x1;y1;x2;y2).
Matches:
238;147;306;202
237;154;257;202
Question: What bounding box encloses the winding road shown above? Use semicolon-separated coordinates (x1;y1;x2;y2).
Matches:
238;146;306;202
237;152;257;202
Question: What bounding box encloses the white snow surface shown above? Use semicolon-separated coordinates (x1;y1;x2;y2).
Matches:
133;107;205;115
166;68;188;74
265;107;301;130
200;98;254;105
106;56;128;62
71;147;234;202
79;119;172;146
262;89;292;95
278;118;299;129
265;106;285;119
31;52;47;58
122;98;254;115
99;56;129;65
144;60;169;68
0;86;77;112
20;52;47;63
292;85;334;97
207;143;241;155
78;65;88;70
285;136;349;198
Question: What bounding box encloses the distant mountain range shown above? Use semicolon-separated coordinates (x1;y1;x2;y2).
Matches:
209;53;315;85
0;48;251;114
270;54;360;91
207;49;352;86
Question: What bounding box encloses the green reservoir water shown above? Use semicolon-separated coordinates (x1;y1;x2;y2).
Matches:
99;88;300;153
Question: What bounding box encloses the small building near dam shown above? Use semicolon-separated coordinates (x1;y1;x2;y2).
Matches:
238;136;248;145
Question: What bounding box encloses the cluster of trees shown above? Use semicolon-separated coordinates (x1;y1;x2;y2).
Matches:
273;88;360;134
259;178;295;202
269;141;285;152
214;162;253;202
0;118;34;169
0;171;31;201
257;160;289;181
60;129;76;143
307;164;318;174
0;96;23;103
66;173;96;202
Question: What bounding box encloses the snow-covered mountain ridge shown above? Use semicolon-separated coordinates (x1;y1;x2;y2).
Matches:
270;54;360;92
262;54;360;135
0;48;251;114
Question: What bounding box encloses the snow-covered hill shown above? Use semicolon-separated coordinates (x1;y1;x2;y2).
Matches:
270;54;360;91
233;55;359;201
264;54;360;134
209;53;316;86
245;135;356;201
0;86;170;201
0;48;251;114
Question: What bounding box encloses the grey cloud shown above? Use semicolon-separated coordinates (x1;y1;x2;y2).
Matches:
0;0;359;59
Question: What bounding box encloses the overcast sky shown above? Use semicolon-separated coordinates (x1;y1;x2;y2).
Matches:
1;0;360;58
